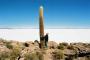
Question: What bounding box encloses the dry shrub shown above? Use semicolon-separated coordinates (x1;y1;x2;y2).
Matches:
57;43;65;50
9;43;22;60
67;45;75;50
61;42;68;46
53;50;64;60
5;41;13;49
24;52;38;60
0;50;10;60
24;51;44;60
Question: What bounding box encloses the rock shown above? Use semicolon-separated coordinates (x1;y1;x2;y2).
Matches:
48;41;58;49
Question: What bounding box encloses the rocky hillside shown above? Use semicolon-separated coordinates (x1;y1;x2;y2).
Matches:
0;38;90;60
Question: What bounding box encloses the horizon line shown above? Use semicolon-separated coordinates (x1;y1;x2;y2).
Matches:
0;28;90;29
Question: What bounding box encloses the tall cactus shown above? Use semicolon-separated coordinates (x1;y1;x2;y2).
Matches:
39;6;45;49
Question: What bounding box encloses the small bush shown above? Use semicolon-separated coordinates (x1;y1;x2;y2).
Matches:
24;52;38;60
9;44;22;60
5;41;13;49
24;51;44;60
57;43;65;50
53;50;64;60
67;45;74;50
0;52;10;60
61;42;68;46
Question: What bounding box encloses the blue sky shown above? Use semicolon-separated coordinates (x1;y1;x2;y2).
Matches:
0;0;90;28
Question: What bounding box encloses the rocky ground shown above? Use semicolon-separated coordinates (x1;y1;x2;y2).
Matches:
0;38;90;60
